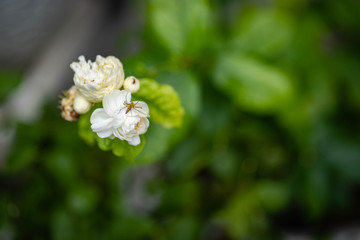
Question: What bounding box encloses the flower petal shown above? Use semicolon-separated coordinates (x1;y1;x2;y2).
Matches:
103;90;129;116
124;90;131;103
90;108;113;132
137;118;149;135
96;129;113;138
113;127;126;140
127;135;140;146
130;101;149;117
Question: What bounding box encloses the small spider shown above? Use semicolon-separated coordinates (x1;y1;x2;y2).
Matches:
118;91;147;116
120;100;145;116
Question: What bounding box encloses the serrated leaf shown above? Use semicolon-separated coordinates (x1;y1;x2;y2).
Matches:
136;71;200;164
135;78;184;128
156;71;201;119
214;53;293;113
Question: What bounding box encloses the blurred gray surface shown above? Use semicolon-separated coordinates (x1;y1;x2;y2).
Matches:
0;0;72;68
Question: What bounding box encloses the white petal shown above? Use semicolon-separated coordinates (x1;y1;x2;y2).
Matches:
137;118;149;135
90;108;109;124
102;90;124;116
127;135;140;146
112;114;125;128
123;90;131;103
121;117;138;134
96;129;113;138
79;55;86;63
125;116;140;125
90;109;113;131
96;55;104;62
113;127;126;140
131;101;149;117
103;90;129;116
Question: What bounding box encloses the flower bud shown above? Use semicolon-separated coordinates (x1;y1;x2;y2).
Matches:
123;76;140;93
73;94;92;114
61;86;79;122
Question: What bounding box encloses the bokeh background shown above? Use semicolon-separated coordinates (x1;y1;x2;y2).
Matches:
1;0;360;239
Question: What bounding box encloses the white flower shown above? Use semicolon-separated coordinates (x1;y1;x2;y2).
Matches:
123;76;140;93
90;90;150;146
70;55;125;103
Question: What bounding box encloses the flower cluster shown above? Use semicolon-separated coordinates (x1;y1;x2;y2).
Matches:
61;55;148;146
90;90;149;146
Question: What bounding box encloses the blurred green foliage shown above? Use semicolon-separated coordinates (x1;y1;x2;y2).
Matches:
2;0;360;239
0;69;22;102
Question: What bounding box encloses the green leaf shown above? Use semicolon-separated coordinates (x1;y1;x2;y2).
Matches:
136;71;200;164
78;110;96;145
112;139;125;157
156;71;201;120
97;137;113;151
111;135;146;163
148;0;211;55
230;8;294;59
214;53;294;113
149;0;184;54
135;78;184;128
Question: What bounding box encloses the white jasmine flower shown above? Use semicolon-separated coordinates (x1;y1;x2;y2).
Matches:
123;76;140;93
90;90;150;146
70;55;125;103
73;94;92;114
